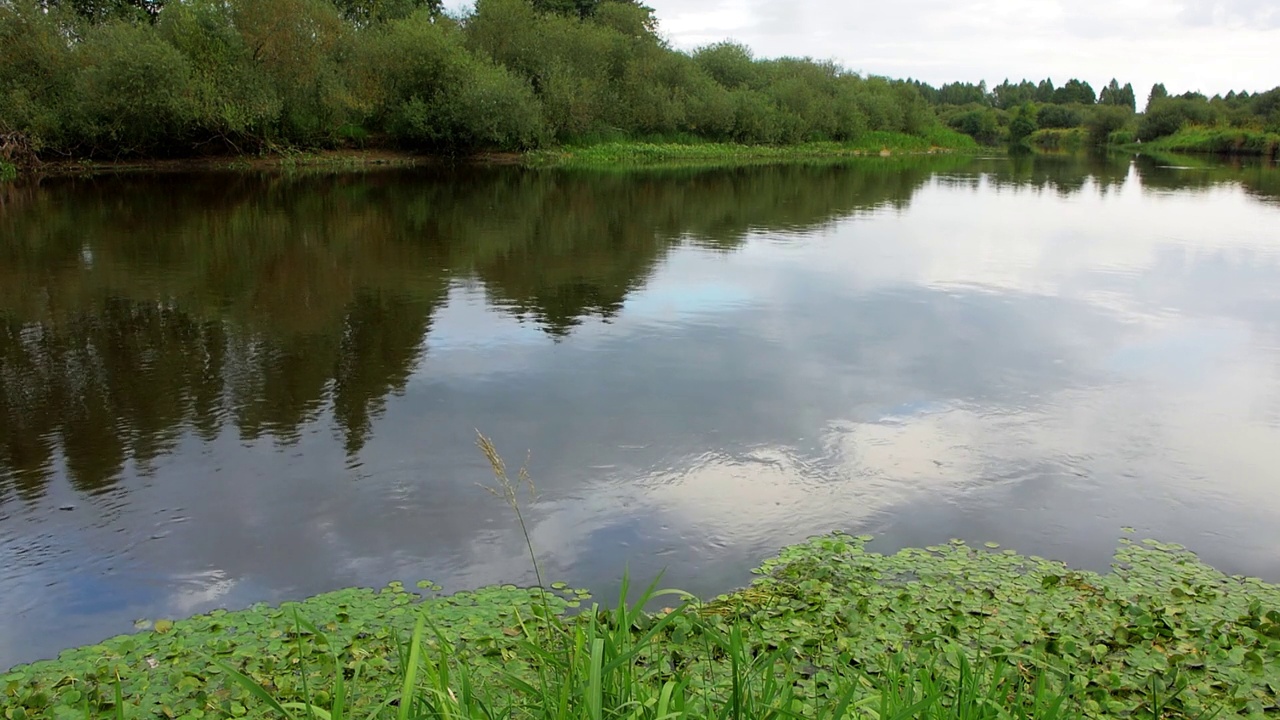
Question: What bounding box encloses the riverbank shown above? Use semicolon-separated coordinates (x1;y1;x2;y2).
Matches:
4;131;980;180
524;131;979;170
4;533;1277;719
1132;128;1280;158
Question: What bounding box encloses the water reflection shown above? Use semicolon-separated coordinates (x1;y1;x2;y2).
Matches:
1;153;1279;669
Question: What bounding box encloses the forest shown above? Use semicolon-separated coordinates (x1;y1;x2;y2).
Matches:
0;0;1278;167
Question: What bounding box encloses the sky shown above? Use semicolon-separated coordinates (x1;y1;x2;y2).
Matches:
445;0;1279;99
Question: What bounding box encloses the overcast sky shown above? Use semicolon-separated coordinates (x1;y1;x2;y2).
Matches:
448;0;1279;98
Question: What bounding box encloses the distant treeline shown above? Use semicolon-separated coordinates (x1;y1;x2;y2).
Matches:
908;77;1280;153
0;0;944;163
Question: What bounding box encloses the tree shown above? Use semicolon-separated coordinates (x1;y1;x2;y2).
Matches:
1053;78;1095;105
1035;78;1055;103
532;0;649;19
1007;102;1037;146
1119;83;1136;111
1146;83;1168;112
1085;105;1131;146
1138;96;1213;141
992;79;1036;109
330;0;441;25
1036;104;1082;128
35;0;164;23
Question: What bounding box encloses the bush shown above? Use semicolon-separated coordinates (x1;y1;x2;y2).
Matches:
946;106;1001;145
0;2;78;152
1085;105;1132;146
1138;97;1214;141
1007;103;1038;146
73;22;196;155
1035;103;1082;129
158;0;282;150
363;10;545;150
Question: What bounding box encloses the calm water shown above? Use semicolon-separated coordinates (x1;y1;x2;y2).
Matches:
2;154;1279;669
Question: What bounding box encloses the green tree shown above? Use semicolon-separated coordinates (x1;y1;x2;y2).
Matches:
1138;96;1213;141
1007;102;1037;146
1035;78;1055;103
1053;78;1095;105
1146;83;1168;112
693;42;759;90
1098;79;1135;111
1036;104;1082;128
73;21;195;154
330;0;441;25
1085;105;1131;146
36;0;164;23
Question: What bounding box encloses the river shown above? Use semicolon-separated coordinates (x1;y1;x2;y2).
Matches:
2;152;1279;669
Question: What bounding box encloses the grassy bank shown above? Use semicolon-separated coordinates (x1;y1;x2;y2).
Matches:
1134;127;1280;158
5;130;980;180
4;533;1279;719
526;130;979;170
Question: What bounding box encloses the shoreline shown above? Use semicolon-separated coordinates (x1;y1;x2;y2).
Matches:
4;533;1279;718
7;135;981;180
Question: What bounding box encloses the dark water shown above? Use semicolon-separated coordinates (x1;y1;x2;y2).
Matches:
2;153;1279;669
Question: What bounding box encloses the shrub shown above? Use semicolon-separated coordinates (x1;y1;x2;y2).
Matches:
73;22;196;155
1035;103;1082;129
1138;97;1214;141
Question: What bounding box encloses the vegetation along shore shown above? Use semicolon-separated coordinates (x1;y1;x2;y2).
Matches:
3;0;1278;180
3;532;1279;719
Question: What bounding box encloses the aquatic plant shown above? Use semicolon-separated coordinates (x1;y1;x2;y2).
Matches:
5;531;1278;718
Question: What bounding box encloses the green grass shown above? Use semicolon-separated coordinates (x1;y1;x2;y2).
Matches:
524;129;978;170
1136;127;1280;157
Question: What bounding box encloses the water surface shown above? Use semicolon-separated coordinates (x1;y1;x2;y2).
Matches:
2;154;1280;668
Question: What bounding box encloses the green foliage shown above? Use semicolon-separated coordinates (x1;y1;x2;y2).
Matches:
1139;127;1280;158
1138;97;1216;141
945;106;1002;145
0;2;78;151
6;534;1279;719
3;0;1275;160
0;0;952;159
1098;79;1136;111
531;135;974;169
1146;83;1169;113
39;0;164;24
156;0;281;150
1036;104;1083;129
360;10;545;151
72;21;196;154
692;42;757;90
1052;79;1096;105
1085;105;1132;146
331;0;441;25
1007;103;1038;146
1028;127;1086;151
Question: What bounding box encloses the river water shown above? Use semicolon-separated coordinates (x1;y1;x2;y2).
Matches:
2;153;1279;669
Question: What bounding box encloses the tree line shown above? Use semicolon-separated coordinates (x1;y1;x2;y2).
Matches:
1;0;1276;161
908;76;1280;150
0;0;939;160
